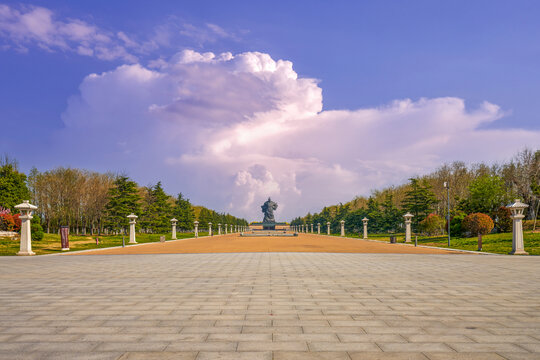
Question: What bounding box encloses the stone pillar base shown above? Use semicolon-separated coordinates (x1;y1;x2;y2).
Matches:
509;249;529;255
17;251;35;256
61;248;70;251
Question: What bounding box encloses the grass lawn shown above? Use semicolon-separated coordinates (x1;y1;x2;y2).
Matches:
0;231;206;256
336;231;540;255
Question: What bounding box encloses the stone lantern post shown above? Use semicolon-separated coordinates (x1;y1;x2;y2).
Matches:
127;213;138;244
218;223;222;235
194;221;199;238
171;218;178;240
317;223;321;235
404;213;413;243
208;222;212;236
230;224;233;233
362;217;369;239
340;220;345;236
327;221;331;235
224;224;228;234
15;200;37;256
508;199;529;255
311;223;313;233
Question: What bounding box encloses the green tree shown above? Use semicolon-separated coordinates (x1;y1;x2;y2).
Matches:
173;193;195;230
0;156;30;211
466;174;508;216
402;178;437;230
381;194;402;232
198;207;213;228
104;175;141;231
140;182;172;233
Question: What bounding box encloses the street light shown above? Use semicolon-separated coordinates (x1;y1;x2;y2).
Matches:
444;181;450;246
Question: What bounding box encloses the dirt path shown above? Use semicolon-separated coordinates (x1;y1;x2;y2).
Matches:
71;233;463;255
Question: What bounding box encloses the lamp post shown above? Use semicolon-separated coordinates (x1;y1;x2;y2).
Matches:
208;222;212;236
317;223;321;235
444;181;450;246
508;199;529;255
311;223;313;233
171;218;178;240
127;213;138;244
194;221;199;238
340;220;345;237
15;200;37;256
218;223;222;235
327;221;330;235
362;217;369;239
403;213;413;243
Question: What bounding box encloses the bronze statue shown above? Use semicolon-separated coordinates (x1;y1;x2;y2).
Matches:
261;197;277;223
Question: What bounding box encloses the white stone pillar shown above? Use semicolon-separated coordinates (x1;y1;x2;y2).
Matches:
311;223;313;233
225;224;228;234
404;213;413;243
362;217;369;239
194;221;199;238
127;213;138;244
171;218;178;240
340;220;345;237
218;223;222;235
327;222;331;235
15;200;37;256
230;224;233;233
208;222;212;236
508;200;529;255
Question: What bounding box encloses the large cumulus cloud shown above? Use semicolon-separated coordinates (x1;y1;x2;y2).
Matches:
59;50;540;220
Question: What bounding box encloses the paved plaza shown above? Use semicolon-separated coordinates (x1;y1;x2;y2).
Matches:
72;233;459;255
0;252;539;359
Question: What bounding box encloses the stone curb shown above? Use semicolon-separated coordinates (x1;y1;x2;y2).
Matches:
316;233;501;255
41;234;223;256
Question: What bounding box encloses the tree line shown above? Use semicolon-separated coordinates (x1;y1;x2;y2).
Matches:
291;148;540;235
0;157;248;235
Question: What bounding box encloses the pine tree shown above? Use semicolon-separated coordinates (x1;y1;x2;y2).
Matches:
0;157;30;211
173;193;195;230
104;175;141;231
402;178;437;230
381;194;401;232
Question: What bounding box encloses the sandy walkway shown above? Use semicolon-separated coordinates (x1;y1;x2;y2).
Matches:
72;233;463;255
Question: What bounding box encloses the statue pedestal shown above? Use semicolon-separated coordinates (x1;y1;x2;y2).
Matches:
262;223;276;230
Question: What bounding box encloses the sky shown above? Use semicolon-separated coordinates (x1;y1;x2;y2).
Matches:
1;1;539;221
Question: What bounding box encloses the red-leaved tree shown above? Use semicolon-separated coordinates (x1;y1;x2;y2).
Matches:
463;213;494;251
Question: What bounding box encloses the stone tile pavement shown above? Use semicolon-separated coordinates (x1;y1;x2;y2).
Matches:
0;253;538;359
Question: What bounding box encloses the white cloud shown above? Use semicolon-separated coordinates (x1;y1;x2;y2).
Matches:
0;3;135;61
179;22;238;45
58;50;540;221
0;4;241;62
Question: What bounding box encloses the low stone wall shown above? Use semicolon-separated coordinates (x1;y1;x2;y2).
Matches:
0;231;18;238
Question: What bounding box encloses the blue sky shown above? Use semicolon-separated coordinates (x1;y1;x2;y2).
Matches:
1;1;539;220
